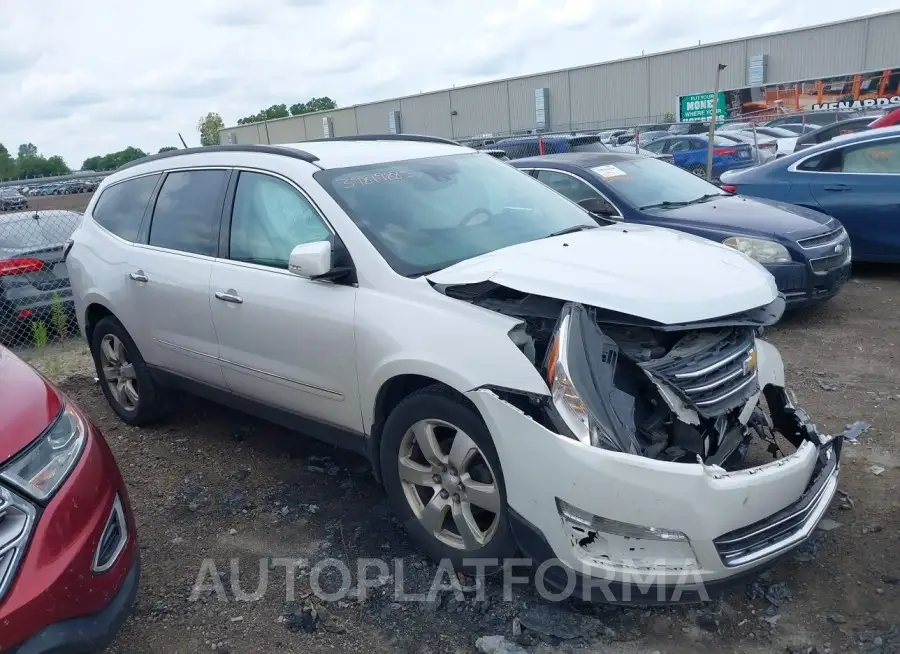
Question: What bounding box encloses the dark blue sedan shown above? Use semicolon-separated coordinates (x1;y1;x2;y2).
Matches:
720;126;900;263
511;152;851;308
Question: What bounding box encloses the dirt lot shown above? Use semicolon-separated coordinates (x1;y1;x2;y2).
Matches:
27;266;900;654
27;191;94;213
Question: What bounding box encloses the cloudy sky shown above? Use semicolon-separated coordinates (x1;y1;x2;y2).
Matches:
0;0;895;168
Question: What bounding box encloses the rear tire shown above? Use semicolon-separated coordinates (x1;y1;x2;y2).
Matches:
688;164;707;178
90;316;170;426
380;385;518;573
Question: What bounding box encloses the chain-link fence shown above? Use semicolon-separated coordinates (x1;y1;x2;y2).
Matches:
1;204;86;351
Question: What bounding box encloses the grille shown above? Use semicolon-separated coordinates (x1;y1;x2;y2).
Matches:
93;495;128;573
797;226;846;249
640;328;758;417
0;486;36;601
714;453;838;567
810;248;851;274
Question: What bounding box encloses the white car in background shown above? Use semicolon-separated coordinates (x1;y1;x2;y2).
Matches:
66;136;841;602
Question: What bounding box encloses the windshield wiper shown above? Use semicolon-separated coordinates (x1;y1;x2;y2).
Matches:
687;193;725;204
638;200;691;210
545;224;599;238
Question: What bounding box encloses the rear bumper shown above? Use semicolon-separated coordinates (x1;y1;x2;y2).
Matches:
11;557;139;654
767;261;851;308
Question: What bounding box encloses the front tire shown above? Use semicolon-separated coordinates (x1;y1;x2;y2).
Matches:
90;316;169;426
380;386;518;572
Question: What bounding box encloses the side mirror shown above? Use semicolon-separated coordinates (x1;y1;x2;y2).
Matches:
288;241;333;278
578;197;616;217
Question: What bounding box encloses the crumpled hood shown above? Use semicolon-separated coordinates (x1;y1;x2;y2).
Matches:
427;225;778;325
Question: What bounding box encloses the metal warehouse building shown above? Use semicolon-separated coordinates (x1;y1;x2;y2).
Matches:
220;9;900;145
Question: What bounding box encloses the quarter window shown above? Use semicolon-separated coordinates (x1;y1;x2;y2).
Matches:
148;170;228;256
229;172;331;268
91;174;160;241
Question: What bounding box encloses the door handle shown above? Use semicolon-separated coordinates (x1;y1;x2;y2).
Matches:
823;184;851;192
129;271;148;282
215;291;243;304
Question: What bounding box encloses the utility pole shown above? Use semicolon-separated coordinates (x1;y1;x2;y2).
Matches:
706;63;727;181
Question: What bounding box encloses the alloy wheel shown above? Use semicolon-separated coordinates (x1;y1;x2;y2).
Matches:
99;334;139;411
398;419;501;550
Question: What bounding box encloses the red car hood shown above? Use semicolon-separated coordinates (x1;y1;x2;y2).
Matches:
0;346;62;466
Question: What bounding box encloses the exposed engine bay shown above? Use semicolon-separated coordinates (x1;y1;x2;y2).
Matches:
433;280;825;471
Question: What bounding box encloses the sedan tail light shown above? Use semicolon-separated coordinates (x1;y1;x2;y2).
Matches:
759;143;777;151
0;258;45;277
713;147;738;156
720;185;738;194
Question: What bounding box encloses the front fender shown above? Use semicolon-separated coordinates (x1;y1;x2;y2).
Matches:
355;290;550;432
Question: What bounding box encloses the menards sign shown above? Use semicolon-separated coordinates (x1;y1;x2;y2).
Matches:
677;66;900;121
812;95;900;111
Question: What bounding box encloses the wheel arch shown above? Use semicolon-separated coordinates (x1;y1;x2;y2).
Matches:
367;372;478;484
84;301;116;344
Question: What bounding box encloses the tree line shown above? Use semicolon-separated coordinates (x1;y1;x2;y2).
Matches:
3;96;338;181
0;143;71;180
195;97;339;147
236;97;337;125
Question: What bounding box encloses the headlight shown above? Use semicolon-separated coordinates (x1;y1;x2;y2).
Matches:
544;308;641;454
723;236;792;264
0;404;86;502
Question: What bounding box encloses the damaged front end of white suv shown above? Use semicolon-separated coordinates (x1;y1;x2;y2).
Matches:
431;269;841;603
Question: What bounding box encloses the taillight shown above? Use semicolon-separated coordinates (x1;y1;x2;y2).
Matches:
720;184;738;194
759;143;777;150
0;258;45;277
713;147;737;156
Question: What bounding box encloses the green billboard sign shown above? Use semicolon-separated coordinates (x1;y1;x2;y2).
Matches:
679;92;727;122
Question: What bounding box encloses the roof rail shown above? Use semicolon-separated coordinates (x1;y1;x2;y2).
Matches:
116;144;320;172
305;134;461;146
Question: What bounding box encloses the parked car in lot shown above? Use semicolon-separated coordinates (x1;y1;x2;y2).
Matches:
721;126;900;263
0;345;139;652
614;130;669;147
792;115;881;152
641;134;755;178
511;152;851;308
0;188;28;212
0;210;80;344
777;123;823;135
715;131;778;164
67;138;842;602
763;110;855;129
492;134;674;164
667;122;710;135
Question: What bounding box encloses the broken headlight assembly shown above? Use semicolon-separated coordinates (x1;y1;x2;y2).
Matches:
543;305;643;455
722;236;791;264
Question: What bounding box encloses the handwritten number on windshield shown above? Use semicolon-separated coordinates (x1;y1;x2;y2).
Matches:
342;171;413;188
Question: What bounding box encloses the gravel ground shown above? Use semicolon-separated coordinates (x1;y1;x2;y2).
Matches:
27;265;899;654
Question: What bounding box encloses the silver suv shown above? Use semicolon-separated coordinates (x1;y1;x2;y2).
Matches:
67;137;841;602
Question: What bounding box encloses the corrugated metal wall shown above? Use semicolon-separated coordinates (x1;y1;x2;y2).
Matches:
219;11;899;145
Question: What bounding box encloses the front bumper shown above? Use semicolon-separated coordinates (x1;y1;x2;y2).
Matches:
767;260;851;308
2;417;138;651
12;557;140;654
468;339;841;603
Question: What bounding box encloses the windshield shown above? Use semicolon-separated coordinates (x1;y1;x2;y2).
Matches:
314;153;598;276
589;157;726;209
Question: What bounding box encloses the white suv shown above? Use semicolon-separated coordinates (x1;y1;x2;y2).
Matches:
67;136;841;602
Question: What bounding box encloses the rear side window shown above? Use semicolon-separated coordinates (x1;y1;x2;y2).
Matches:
92;174;160;241
148;170;228;256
